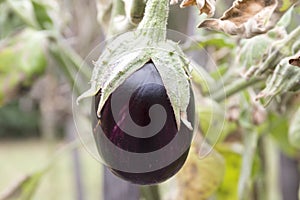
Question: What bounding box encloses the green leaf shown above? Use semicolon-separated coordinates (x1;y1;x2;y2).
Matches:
31;0;54;29
77;31;150;102
0;29;47;74
0;171;45;200
198;98;237;143
288;107;300;149
256;57;300;105
0;4;25;38
0;28;47;105
276;5;294;28
269;113;297;156
177;143;225;200
279;0;296;12
200;35;235;49
152;43;191;128
246;26;300;77
238;35;273;69
77;32;152;117
216;143;243;200
78;30;193;129
6;0;39;28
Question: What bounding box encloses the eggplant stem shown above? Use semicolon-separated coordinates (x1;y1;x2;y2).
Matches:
137;0;169;43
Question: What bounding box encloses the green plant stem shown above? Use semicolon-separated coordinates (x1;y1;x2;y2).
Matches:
137;0;169;42
213;27;300;102
238;131;259;200
298;184;300;200
48;36;92;95
212;77;264;102
141;185;161;200
57;42;91;80
263;136;281;200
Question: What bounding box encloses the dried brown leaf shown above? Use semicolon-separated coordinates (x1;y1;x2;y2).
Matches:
289;54;300;67
198;0;296;38
180;0;216;17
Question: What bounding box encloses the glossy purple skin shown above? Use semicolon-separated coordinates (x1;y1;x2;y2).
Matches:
92;62;195;185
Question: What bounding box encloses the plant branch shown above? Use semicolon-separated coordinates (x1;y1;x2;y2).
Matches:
263;136;281;200
212;77;264;102
247;26;300;77
238;131;259;200
137;0;169;42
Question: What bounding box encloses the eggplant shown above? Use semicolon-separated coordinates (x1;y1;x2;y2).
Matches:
92;61;195;185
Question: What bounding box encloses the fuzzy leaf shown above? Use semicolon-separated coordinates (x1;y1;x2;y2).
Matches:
97;51;150;117
152;41;191;129
246;26;300;77
238;34;273;69
77;32;150;103
276;5;294;28
6;0;38;28
180;0;216;17
288;107;300;149
198;0;296;38
256;57;300;105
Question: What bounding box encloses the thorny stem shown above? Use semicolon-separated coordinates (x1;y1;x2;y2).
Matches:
137;0;169;42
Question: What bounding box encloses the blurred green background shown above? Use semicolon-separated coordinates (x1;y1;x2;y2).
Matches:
0;0;300;200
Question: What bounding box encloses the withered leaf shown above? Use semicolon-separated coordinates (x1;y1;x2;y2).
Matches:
289;55;300;67
198;0;296;38
180;0;216;17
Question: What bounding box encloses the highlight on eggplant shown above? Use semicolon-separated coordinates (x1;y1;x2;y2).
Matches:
92;61;195;185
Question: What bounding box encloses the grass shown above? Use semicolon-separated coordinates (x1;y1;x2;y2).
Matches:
0;139;103;200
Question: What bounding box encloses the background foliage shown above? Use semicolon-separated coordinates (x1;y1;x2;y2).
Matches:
0;0;300;200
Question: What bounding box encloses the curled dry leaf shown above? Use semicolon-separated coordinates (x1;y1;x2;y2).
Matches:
198;0;296;38
289;54;300;67
180;0;216;17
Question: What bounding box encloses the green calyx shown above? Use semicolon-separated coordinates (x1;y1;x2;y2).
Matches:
77;0;192;129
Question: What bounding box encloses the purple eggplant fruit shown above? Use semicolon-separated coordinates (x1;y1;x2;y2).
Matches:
92;61;195;185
